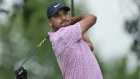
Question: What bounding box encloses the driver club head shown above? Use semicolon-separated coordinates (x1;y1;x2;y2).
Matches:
15;67;27;79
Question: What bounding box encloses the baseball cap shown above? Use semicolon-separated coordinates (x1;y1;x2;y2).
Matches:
46;1;70;19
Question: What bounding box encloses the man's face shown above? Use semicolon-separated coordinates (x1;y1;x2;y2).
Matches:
47;8;71;31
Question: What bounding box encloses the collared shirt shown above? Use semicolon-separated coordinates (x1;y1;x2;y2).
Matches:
48;22;103;79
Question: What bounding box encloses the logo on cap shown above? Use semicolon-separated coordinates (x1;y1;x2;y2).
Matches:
54;3;60;8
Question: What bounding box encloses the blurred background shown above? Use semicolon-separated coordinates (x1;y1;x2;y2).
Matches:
0;0;139;79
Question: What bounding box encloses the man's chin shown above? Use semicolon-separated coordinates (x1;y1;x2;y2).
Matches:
63;25;68;27
62;23;70;27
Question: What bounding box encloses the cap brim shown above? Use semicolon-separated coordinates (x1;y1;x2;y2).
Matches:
51;6;70;17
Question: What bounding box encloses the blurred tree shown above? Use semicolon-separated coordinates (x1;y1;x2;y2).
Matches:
102;57;139;79
124;0;140;59
124;0;140;79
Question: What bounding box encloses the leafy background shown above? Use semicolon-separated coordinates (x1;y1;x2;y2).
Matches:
0;0;139;79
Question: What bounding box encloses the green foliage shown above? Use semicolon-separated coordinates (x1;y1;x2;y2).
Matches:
124;0;140;59
103;57;139;79
0;0;68;79
0;0;139;79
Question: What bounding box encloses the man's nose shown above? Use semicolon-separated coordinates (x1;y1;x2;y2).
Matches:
61;15;66;20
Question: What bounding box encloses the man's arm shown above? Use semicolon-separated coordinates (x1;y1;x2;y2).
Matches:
82;34;94;51
70;14;97;35
70;14;96;51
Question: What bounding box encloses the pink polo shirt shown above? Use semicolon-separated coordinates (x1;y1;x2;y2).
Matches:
48;22;103;79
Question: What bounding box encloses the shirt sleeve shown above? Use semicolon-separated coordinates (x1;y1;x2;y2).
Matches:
48;22;82;55
60;22;82;44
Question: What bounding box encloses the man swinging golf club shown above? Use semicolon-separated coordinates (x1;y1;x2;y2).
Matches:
47;1;103;79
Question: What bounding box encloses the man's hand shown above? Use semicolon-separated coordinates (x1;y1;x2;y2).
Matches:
82;34;94;51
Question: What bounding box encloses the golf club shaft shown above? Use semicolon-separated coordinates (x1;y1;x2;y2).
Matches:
20;35;49;67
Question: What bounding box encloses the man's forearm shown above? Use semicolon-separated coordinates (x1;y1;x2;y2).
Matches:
70;14;97;35
70;14;93;25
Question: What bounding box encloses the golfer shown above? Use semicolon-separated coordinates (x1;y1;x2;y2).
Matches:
46;1;103;79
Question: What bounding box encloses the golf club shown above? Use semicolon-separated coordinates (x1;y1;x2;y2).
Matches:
14;35;49;79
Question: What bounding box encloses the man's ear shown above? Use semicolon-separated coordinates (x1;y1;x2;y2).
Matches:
47;19;52;26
